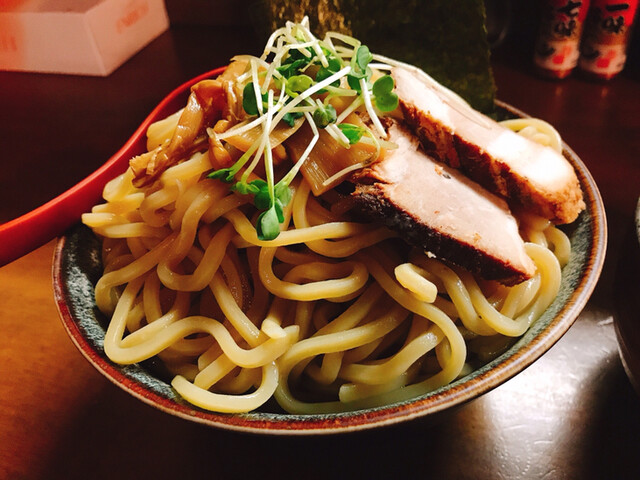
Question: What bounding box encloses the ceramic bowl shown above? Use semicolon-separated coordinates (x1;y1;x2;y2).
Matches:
52;70;607;434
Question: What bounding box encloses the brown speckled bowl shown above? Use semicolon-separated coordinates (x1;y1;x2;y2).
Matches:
51;72;607;433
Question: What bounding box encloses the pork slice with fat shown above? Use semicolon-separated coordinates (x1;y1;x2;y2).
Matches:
352;123;536;285
392;65;585;224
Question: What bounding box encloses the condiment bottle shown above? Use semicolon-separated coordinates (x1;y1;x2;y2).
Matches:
579;0;639;79
533;0;591;79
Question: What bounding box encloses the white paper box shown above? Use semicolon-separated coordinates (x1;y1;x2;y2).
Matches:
0;0;170;76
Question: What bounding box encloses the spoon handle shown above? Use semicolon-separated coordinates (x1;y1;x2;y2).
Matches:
0;67;225;267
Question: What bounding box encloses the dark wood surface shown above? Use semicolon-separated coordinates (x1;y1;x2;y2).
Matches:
1;25;639;480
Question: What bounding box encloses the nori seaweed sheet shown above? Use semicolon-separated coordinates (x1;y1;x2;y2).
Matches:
254;0;496;113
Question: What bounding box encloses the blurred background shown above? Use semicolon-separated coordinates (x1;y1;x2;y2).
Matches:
162;0;640;77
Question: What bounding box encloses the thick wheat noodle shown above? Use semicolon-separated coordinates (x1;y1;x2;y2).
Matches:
292;179;397;257
83;105;571;414
287;283;384;381
156;223;236;292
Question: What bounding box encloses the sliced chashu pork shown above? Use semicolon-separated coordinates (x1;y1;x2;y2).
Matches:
352;123;536;285
392;65;585;224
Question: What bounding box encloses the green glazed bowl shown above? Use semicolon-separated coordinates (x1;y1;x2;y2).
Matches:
52;87;607;434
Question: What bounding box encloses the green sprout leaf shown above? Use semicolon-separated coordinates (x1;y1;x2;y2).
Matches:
372;74;393;96
249;179;268;190
285;46;315;63
274;199;285;223
231;182;251;195
315;54;342;88
347;66;372;92
353;45;373;76
253;187;272;211
232;177;267;195
277;58;307;79
338;123;366;144
242;82;268;116
282;111;303;127
372;75;399;112
312;104;337;129
347;45;374;92
286;74;314;97
207;167;237;183
274;181;292;206
315;67;341;87
376;91;398;112
326;55;342;72
256;205;281;240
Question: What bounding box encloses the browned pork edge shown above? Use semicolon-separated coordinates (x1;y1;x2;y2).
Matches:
392;66;585;224
354;188;532;285
352;123;536;285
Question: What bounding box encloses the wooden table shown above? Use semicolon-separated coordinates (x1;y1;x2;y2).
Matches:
1;25;639;480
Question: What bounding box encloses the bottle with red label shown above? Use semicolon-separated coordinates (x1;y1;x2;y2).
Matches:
579;0;639;79
533;0;591;79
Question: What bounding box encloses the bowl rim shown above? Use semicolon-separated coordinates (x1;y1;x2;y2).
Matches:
52;72;607;435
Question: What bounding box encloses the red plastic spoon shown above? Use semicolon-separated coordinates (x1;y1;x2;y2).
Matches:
0;67;225;267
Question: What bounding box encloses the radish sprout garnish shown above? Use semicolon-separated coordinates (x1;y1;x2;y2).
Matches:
208;18;399;240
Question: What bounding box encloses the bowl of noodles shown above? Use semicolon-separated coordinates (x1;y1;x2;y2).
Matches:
53;21;606;434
